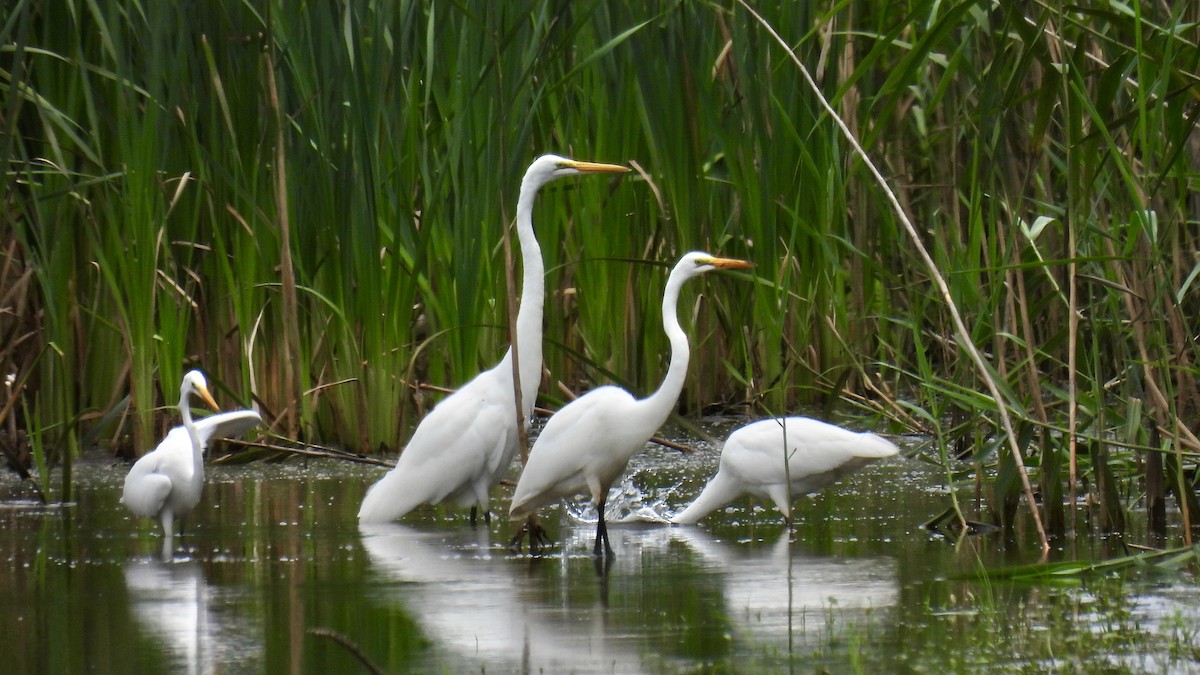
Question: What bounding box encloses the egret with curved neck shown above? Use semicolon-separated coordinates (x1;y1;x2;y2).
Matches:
358;155;630;525
671;416;899;525
508;252;754;557
122;370;263;549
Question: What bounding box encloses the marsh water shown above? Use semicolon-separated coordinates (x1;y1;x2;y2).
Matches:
2;418;1198;673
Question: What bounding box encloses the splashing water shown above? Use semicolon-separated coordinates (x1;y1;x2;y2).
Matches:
561;471;681;524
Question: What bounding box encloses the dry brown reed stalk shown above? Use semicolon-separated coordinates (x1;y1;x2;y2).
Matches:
264;44;300;440
737;0;1051;554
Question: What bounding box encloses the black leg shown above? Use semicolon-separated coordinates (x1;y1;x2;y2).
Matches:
593;496;615;558
593;498;604;556
507;514;550;553
531;517;550;550
469;506;492;526
506;524;526;551
528;515;547;554
592;553;612;582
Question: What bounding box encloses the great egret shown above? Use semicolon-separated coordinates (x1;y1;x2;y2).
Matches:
121;370;263;540
671;416;898;525
508;251;755;557
357;155;630;525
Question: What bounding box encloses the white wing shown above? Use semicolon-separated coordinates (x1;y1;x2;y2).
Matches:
673;417;898;524
509;386;641;518
722;417;897;493
121;456;175;518
192;409;263;447
121;427;194;517
358;367;517;524
122;410;261;519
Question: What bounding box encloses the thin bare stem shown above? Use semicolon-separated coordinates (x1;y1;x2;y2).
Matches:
738;0;1050;554
264;46;300;439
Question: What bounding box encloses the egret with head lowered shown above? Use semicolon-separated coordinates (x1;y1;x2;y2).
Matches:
121;370;263;548
358;155;630;525
671;416;898;525
509;251;754;557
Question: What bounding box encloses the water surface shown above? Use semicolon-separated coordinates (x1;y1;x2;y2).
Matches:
1;421;1197;673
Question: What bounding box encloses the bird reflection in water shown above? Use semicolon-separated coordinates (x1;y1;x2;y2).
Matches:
124;561;259;675
359;523;651;672
669;528;899;649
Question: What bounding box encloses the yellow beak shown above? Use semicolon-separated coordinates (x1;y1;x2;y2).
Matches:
702;257;755;270
195;383;221;413
564;160;631;174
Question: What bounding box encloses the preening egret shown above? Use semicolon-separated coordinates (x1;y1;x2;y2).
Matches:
121;370;263;540
671;416;898;525
357;155;630;525
509;252;755;557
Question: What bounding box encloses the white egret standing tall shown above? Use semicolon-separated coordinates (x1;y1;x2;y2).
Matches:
509;252;754;557
358;155;630;525
671;416;898;525
121;370;263;547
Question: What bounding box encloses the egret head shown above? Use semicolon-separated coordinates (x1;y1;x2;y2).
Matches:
523;154;630;189
677;251;755;279
181;370;220;412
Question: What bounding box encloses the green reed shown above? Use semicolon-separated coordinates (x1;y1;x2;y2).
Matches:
3;0;1198;541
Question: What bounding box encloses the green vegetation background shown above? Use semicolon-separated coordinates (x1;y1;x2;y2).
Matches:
3;1;1198;527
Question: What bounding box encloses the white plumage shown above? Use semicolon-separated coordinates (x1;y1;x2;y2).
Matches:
509;252;754;556
122;370;262;538
357;155;630;525
671;416;898;525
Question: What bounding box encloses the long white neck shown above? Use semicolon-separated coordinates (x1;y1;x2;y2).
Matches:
506;173;547;416
639;266;692;426
180;388;205;472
